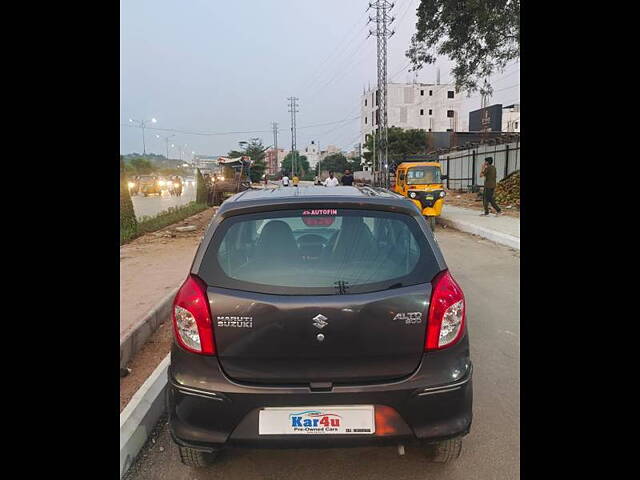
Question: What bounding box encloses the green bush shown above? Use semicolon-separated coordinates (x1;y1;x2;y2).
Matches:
120;202;210;245
120;156;137;238
196;168;208;204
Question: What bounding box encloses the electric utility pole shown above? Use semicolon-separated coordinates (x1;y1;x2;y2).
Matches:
367;1;394;188
129;117;157;155
156;134;175;162
272;122;279;175
287;97;299;176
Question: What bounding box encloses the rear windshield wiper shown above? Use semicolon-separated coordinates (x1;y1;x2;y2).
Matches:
334;280;350;295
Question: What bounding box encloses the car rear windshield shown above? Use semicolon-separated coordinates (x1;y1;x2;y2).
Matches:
407;166;441;185
198;208;439;295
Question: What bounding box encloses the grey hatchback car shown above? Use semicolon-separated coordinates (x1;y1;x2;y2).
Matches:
168;186;472;467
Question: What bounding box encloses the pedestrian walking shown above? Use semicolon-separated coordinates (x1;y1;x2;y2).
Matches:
341;168;354;186
281;173;290;187
479;157;502;216
292;174;300;187
323;171;340;187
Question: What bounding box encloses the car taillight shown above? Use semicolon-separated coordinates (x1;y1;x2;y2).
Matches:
425;270;465;350
172;275;215;355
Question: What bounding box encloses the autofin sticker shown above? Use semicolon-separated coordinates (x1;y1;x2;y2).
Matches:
302;209;338;216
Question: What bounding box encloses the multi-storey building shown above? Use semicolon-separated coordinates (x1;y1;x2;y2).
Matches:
264;148;288;175
502;103;520;132
360;82;471;145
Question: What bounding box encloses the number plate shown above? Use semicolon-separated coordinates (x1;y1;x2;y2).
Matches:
259;405;375;435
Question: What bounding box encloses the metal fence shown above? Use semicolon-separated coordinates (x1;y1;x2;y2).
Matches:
439;140;520;191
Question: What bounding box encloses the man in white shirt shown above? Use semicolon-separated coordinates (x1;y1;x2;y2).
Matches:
323;171;340;187
281;174;290;187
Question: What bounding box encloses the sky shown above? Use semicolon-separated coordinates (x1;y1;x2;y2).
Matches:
120;0;520;160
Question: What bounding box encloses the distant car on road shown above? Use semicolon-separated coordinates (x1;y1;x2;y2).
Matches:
138;175;162;196
127;177;139;195
167;185;472;468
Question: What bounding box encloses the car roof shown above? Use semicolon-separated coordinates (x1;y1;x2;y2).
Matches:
217;185;419;216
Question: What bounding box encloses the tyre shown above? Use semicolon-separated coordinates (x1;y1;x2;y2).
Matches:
427;216;436;231
427;437;462;464
178;446;218;468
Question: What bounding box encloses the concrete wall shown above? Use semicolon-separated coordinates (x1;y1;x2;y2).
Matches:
439;141;521;191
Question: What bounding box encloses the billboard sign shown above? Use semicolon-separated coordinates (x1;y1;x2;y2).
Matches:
469;104;503;132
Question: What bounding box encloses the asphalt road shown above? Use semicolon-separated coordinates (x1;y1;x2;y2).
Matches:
125;227;520;480
131;183;197;219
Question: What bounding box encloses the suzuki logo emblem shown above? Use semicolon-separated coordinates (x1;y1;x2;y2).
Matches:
312;314;328;329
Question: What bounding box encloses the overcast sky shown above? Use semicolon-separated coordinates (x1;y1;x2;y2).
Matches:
120;0;520;160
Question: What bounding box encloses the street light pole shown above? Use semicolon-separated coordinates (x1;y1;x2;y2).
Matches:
129;117;157;155
179;144;187;162
156;134;175;161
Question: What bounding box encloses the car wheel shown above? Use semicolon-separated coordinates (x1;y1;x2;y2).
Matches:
426;437;462;463
178;446;218;468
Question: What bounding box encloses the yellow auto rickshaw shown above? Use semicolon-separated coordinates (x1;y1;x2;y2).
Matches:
138;175;162;197
393;161;447;230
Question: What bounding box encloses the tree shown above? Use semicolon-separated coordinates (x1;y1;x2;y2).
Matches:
363;127;429;166
129;157;154;174
120;156;137;242
228;138;267;182
195;168;208;204
281;152;310;176
346;158;363;172
319;153;349;174
406;0;520;96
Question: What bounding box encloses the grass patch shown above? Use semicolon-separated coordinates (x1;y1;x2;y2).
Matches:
120;202;210;245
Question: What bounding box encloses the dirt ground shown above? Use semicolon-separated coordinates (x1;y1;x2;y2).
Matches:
120;322;173;412
120;207;218;339
120;206;217;412
444;189;520;218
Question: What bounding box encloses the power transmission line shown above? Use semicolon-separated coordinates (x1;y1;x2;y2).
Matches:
394;0;416;30
303;21;371;93
368;0;395;189
288;97;299;176
272;122;279;175
305;37;374;101
120;115;363;137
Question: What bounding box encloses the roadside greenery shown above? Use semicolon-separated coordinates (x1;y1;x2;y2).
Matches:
195;168;208;204
120;156;137;237
407;0;520;96
228;138;267;182
317;153;361;175
120;201;210;245
128;157;154;174
281;152;310;176
362;127;430;166
122;153;194;177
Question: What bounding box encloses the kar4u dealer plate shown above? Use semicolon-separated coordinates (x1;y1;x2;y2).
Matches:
258;405;375;435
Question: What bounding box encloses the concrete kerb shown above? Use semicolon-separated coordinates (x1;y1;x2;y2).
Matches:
120;287;178;370
437;216;520;251
120;353;170;479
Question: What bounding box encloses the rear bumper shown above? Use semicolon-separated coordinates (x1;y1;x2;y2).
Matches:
167;337;472;451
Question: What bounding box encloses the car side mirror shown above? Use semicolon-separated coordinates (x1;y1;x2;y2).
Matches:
441;175;448;180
